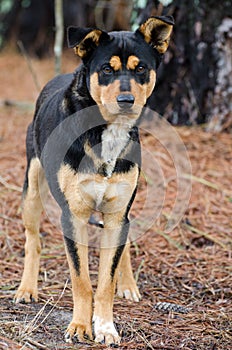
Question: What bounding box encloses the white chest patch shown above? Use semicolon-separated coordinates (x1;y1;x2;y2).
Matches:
101;122;131;177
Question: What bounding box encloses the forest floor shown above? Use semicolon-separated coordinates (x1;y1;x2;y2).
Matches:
0;51;231;350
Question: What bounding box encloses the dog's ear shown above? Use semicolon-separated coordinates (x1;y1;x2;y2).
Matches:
136;16;174;54
67;27;110;59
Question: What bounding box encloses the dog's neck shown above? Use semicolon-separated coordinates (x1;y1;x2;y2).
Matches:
101;120;133;178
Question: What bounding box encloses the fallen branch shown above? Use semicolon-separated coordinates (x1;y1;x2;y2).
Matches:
24;337;47;350
0;99;34;110
17;41;41;93
183;223;228;250
0;175;22;192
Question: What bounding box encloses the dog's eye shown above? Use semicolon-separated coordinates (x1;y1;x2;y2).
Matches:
102;66;113;75
136;66;146;74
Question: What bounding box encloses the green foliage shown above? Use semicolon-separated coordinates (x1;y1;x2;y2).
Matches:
131;0;148;31
0;0;13;13
130;0;174;30
21;0;31;8
0;0;14;49
159;0;173;5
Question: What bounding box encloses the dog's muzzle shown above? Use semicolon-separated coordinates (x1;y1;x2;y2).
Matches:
117;94;135;110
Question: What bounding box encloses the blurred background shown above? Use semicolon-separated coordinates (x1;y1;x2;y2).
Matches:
0;0;231;130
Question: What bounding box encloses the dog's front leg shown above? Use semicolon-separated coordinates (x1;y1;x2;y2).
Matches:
93;211;129;346
62;213;93;343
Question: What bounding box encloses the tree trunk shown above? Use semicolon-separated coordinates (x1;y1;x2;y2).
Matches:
146;0;232;129
1;0;231;129
54;0;64;76
206;18;232;132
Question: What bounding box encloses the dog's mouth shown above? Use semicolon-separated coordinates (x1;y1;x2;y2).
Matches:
99;102;143;121
117;106;136;114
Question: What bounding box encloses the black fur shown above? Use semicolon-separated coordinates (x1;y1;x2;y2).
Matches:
23;15;173;308
18;16;174;345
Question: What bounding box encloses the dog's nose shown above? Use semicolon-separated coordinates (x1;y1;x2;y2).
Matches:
117;94;135;109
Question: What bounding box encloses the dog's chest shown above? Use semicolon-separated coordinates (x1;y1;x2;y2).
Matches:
101;123;130;177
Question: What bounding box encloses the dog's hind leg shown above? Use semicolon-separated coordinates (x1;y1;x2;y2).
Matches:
117;241;141;302
15;154;48;303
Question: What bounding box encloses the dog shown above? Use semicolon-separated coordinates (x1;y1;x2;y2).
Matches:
14;16;174;345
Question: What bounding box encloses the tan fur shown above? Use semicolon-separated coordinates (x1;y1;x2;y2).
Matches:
15;18;173;345
139;17;173;54
129;70;156;106
110;56;122;71
58;163;138;216
117;242;141;301
145;70;157;97
90;71;156;121
93;212;131;344
65;218;93;341
58;163;139;343
74;30;103;58
15;158;48;303
90;73;121;107
126;55;140;70
93;247;119;319
90;74;130;121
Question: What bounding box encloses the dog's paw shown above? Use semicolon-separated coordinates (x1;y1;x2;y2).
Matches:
93;315;121;346
14;287;38;303
117;282;141;302
65;321;93;343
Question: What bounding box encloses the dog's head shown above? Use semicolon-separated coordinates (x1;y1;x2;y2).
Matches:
67;16;174;122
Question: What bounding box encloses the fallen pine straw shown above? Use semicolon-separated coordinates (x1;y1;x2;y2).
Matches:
183;223;229;250
156;229;185;250
0;100;231;350
182;173;231;194
0;175;22;192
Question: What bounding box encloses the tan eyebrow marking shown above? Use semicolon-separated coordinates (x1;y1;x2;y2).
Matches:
126;55;140;70
109;56;122;71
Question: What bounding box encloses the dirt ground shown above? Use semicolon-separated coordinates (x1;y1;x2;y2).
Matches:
0;51;231;350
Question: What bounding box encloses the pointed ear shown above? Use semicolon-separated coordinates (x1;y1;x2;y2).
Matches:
67;27;109;59
137;16;174;54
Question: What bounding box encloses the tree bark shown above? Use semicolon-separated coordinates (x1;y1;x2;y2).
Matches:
1;0;232;129
146;0;232;129
54;0;64;76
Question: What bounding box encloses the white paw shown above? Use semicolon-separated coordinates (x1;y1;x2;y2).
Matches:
93;315;121;345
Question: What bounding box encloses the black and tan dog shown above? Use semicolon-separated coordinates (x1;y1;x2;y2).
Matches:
14;16;174;345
